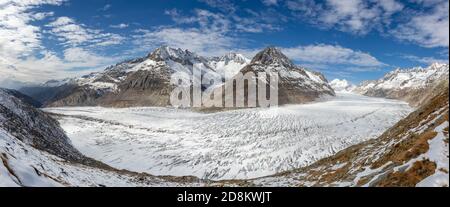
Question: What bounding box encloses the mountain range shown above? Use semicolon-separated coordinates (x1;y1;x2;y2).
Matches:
353;63;449;106
2;45;449;187
20;46;334;108
2;64;448;186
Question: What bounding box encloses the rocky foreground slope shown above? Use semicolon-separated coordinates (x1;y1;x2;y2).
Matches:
0;88;207;186
354;63;449;107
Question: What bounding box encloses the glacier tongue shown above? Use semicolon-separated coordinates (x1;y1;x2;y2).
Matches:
45;93;413;180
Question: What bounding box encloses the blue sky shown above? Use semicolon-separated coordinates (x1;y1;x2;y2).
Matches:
0;0;448;88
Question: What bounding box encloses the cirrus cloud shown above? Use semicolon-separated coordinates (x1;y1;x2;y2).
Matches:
281;44;385;68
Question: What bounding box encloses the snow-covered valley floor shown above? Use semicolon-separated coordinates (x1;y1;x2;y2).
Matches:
45;93;413;180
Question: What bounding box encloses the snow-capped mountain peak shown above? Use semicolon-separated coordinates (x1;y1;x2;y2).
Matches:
251;47;294;68
148;45;207;64
217;53;250;64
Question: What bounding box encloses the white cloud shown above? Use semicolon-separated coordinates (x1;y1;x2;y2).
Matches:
166;7;284;34
46;16;125;47
282;44;385;68
32;11;54;20
0;0;64;58
391;1;449;48
286;0;404;34
99;4;111;11
0;1;124;87
110;23;129;29
401;54;449;65
286;0;449;49
198;0;236;13
165;9;231;33
262;0;278;6
1;48;119;85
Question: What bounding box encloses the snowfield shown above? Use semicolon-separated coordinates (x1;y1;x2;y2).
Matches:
45;93;413;180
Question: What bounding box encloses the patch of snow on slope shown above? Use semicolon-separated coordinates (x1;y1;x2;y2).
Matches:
45;93;413;180
416;121;449;187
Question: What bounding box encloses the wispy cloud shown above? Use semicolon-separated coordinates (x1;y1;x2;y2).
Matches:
400;54;449;65
46;16;125;47
391;0;449;48
286;0;404;35
110;23;129;29
165;7;285;34
99;4;112;11
282;44;386;68
286;0;448;49
262;0;279;6
198;0;236;13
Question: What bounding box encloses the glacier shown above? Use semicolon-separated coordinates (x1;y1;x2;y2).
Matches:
45;92;413;180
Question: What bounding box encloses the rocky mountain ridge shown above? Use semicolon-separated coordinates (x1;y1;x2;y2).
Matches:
20;46;333;108
354;63;449;106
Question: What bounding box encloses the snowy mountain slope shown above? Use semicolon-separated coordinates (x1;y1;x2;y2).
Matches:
208;53;251;78
0;88;86;162
45;93;412;180
354;63;449;106
0;88;209;187
246;86;449;187
330;79;356;93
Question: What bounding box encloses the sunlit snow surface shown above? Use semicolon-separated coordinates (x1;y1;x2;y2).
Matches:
45;93;413;180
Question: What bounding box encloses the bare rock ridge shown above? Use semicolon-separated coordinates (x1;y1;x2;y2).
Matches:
19;46;334;108
0;89;87;163
354;63;449;107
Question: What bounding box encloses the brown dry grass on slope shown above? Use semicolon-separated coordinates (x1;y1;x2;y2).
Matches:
375;160;437;187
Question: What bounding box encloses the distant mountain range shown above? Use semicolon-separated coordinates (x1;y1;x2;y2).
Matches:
328;63;449;107
353;63;449;106
20;46;335;108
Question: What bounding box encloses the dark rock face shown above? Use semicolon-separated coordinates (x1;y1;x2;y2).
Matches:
0;88;84;162
46;85;106;107
251;47;295;68
99;70;173;107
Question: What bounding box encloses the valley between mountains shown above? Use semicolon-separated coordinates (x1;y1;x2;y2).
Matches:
45;93;412;180
1;46;449;187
